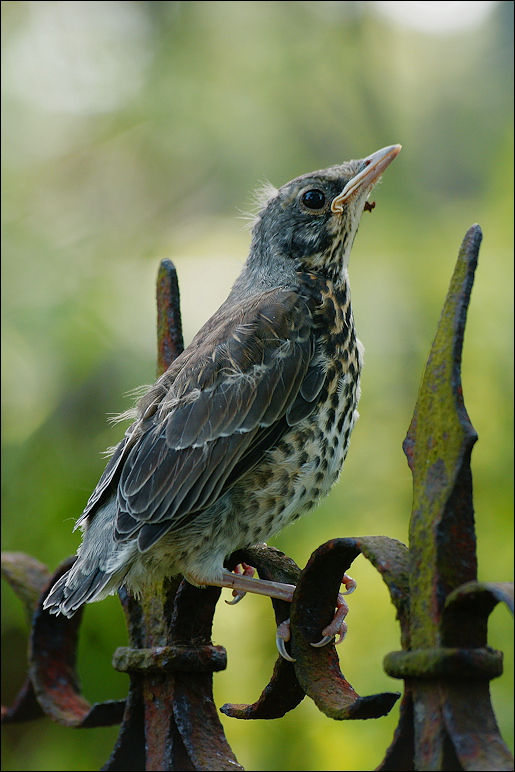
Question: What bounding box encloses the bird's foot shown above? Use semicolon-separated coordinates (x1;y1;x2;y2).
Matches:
275;572;357;661
225;562;256;605
210;568;356;663
311;572;356;647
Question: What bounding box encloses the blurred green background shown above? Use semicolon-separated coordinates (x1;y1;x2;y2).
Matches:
2;1;513;770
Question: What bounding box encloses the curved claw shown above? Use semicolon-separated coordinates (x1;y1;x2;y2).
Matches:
225;591;246;605
311;619;348;648
276;636;296;662
310;634;334;648
276;619;296;662
223;562;256;604
341;573;357;595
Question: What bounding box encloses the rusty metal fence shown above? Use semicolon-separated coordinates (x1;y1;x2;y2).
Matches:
2;225;513;770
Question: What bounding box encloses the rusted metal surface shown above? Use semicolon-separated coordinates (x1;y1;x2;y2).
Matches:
379;225;514;772
30;558;126;728
442;581;514;648
104;579;243;772
156;258;184;378
2;233;513;770
2;552;125;729
1;552;51;623
402;225;480;648
221;538;406;722
283;538;402;720
221;546;306;720
2;552;50;723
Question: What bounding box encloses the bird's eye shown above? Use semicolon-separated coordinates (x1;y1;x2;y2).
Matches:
300;189;326;211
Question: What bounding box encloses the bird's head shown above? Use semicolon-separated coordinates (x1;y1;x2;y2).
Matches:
246;144;401;288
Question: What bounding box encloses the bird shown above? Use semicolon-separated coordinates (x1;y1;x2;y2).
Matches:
44;144;401;652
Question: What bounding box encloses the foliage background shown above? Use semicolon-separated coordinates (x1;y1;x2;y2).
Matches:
2;2;513;770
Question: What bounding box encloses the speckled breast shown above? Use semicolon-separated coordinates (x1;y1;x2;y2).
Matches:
231;276;363;545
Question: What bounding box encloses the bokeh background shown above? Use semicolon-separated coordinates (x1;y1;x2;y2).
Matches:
2;1;513;770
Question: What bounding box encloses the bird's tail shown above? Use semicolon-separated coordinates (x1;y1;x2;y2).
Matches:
43;498;129;617
43;562;117;617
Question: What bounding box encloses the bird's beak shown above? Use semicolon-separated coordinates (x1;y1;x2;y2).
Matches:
331;144;402;213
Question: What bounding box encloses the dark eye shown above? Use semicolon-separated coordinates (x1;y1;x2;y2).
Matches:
301;189;326;211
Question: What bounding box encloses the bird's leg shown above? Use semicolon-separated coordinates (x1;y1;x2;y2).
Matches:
276;572;357;661
209;567;296;603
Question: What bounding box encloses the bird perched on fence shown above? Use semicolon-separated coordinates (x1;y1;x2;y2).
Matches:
44;144;401;651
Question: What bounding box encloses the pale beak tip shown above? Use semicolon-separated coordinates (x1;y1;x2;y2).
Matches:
330;143;401;212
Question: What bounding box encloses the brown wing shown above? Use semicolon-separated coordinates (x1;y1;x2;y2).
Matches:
83;284;326;553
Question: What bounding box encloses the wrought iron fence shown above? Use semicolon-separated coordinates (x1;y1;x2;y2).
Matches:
2;225;513;771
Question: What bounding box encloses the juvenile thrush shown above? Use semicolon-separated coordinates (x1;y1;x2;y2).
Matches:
44;145;401;649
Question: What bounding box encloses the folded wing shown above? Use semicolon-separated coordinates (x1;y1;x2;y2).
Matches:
79;284;326;553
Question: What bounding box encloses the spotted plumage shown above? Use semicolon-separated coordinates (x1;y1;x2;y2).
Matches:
44;144;400;618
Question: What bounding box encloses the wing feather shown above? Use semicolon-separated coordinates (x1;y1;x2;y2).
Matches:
81;281;326;549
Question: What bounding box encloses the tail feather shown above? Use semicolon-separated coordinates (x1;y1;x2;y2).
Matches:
43;566;116;617
43;497;126;617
